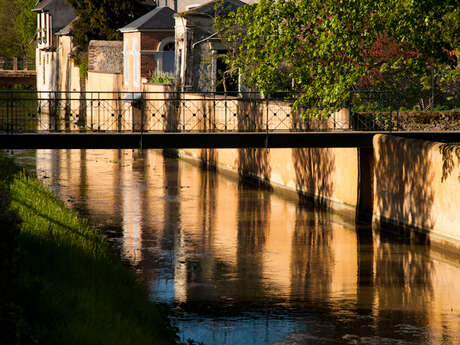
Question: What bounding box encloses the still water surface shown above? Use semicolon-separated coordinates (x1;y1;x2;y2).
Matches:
11;149;460;344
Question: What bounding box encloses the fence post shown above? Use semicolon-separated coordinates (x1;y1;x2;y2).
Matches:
141;92;145;132
13;57;18;70
182;97;186;131
90;92;94;131
54;91;59;131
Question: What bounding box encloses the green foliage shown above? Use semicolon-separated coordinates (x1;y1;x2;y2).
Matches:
14;0;37;60
0;155;28;345
67;0;156;52
79;60;88;80
0;0;36;61
216;0;459;118
149;72;175;84
0;155;177;345
0;0;23;59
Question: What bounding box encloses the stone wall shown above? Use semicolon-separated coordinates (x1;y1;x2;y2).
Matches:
88;40;123;74
373;134;460;252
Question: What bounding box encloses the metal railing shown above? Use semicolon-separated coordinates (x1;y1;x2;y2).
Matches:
0;90;458;133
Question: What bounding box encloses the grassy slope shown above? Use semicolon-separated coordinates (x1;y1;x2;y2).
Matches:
8;170;177;345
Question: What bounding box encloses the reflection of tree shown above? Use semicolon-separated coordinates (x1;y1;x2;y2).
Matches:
373;231;433;339
375;232;434;304
160;153;181;252
235;186;271;299
199;169;216;250
289;206;333;302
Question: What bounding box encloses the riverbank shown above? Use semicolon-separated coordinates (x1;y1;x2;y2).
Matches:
0;154;177;345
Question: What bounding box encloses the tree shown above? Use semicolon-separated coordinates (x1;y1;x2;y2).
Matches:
14;0;37;61
0;0;23;59
0;0;36;62
216;0;459;117
67;0;155;53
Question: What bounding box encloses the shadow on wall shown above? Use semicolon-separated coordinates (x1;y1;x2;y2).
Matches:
374;135;434;233
439;143;460;182
293;148;335;207
237;99;272;186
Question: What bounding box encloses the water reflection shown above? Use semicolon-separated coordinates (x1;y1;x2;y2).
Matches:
30;149;460;345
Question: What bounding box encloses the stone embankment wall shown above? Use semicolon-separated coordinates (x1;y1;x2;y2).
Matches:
373;134;460;251
167;90;460;251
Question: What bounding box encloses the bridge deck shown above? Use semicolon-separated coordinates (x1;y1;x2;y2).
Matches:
1;131;460;149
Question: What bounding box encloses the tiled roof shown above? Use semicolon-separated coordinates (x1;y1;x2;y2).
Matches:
119;6;176;32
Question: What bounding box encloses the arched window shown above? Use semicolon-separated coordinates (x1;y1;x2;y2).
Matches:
158;37;175;52
158;37;175;74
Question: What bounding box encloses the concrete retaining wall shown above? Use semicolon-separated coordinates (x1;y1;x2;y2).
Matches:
179;147;359;219
373;134;460;252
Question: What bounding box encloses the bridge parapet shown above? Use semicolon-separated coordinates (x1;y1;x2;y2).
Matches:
0;57;35;71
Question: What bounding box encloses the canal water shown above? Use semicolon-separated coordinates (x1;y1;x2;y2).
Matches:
10;149;460;344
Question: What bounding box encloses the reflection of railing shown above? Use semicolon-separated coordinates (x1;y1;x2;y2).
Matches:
0;57;35;71
0;90;458;133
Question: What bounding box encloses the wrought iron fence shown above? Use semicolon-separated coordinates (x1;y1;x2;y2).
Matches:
0;90;459;133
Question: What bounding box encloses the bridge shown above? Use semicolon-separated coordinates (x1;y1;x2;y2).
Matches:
0;70;36;87
0;57;36;87
0;90;459;149
1;131;460;149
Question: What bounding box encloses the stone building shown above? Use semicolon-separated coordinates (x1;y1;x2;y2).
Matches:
33;0;75;93
119;6;176;91
174;0;247;92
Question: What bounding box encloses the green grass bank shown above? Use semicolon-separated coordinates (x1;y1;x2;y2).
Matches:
0;155;177;345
